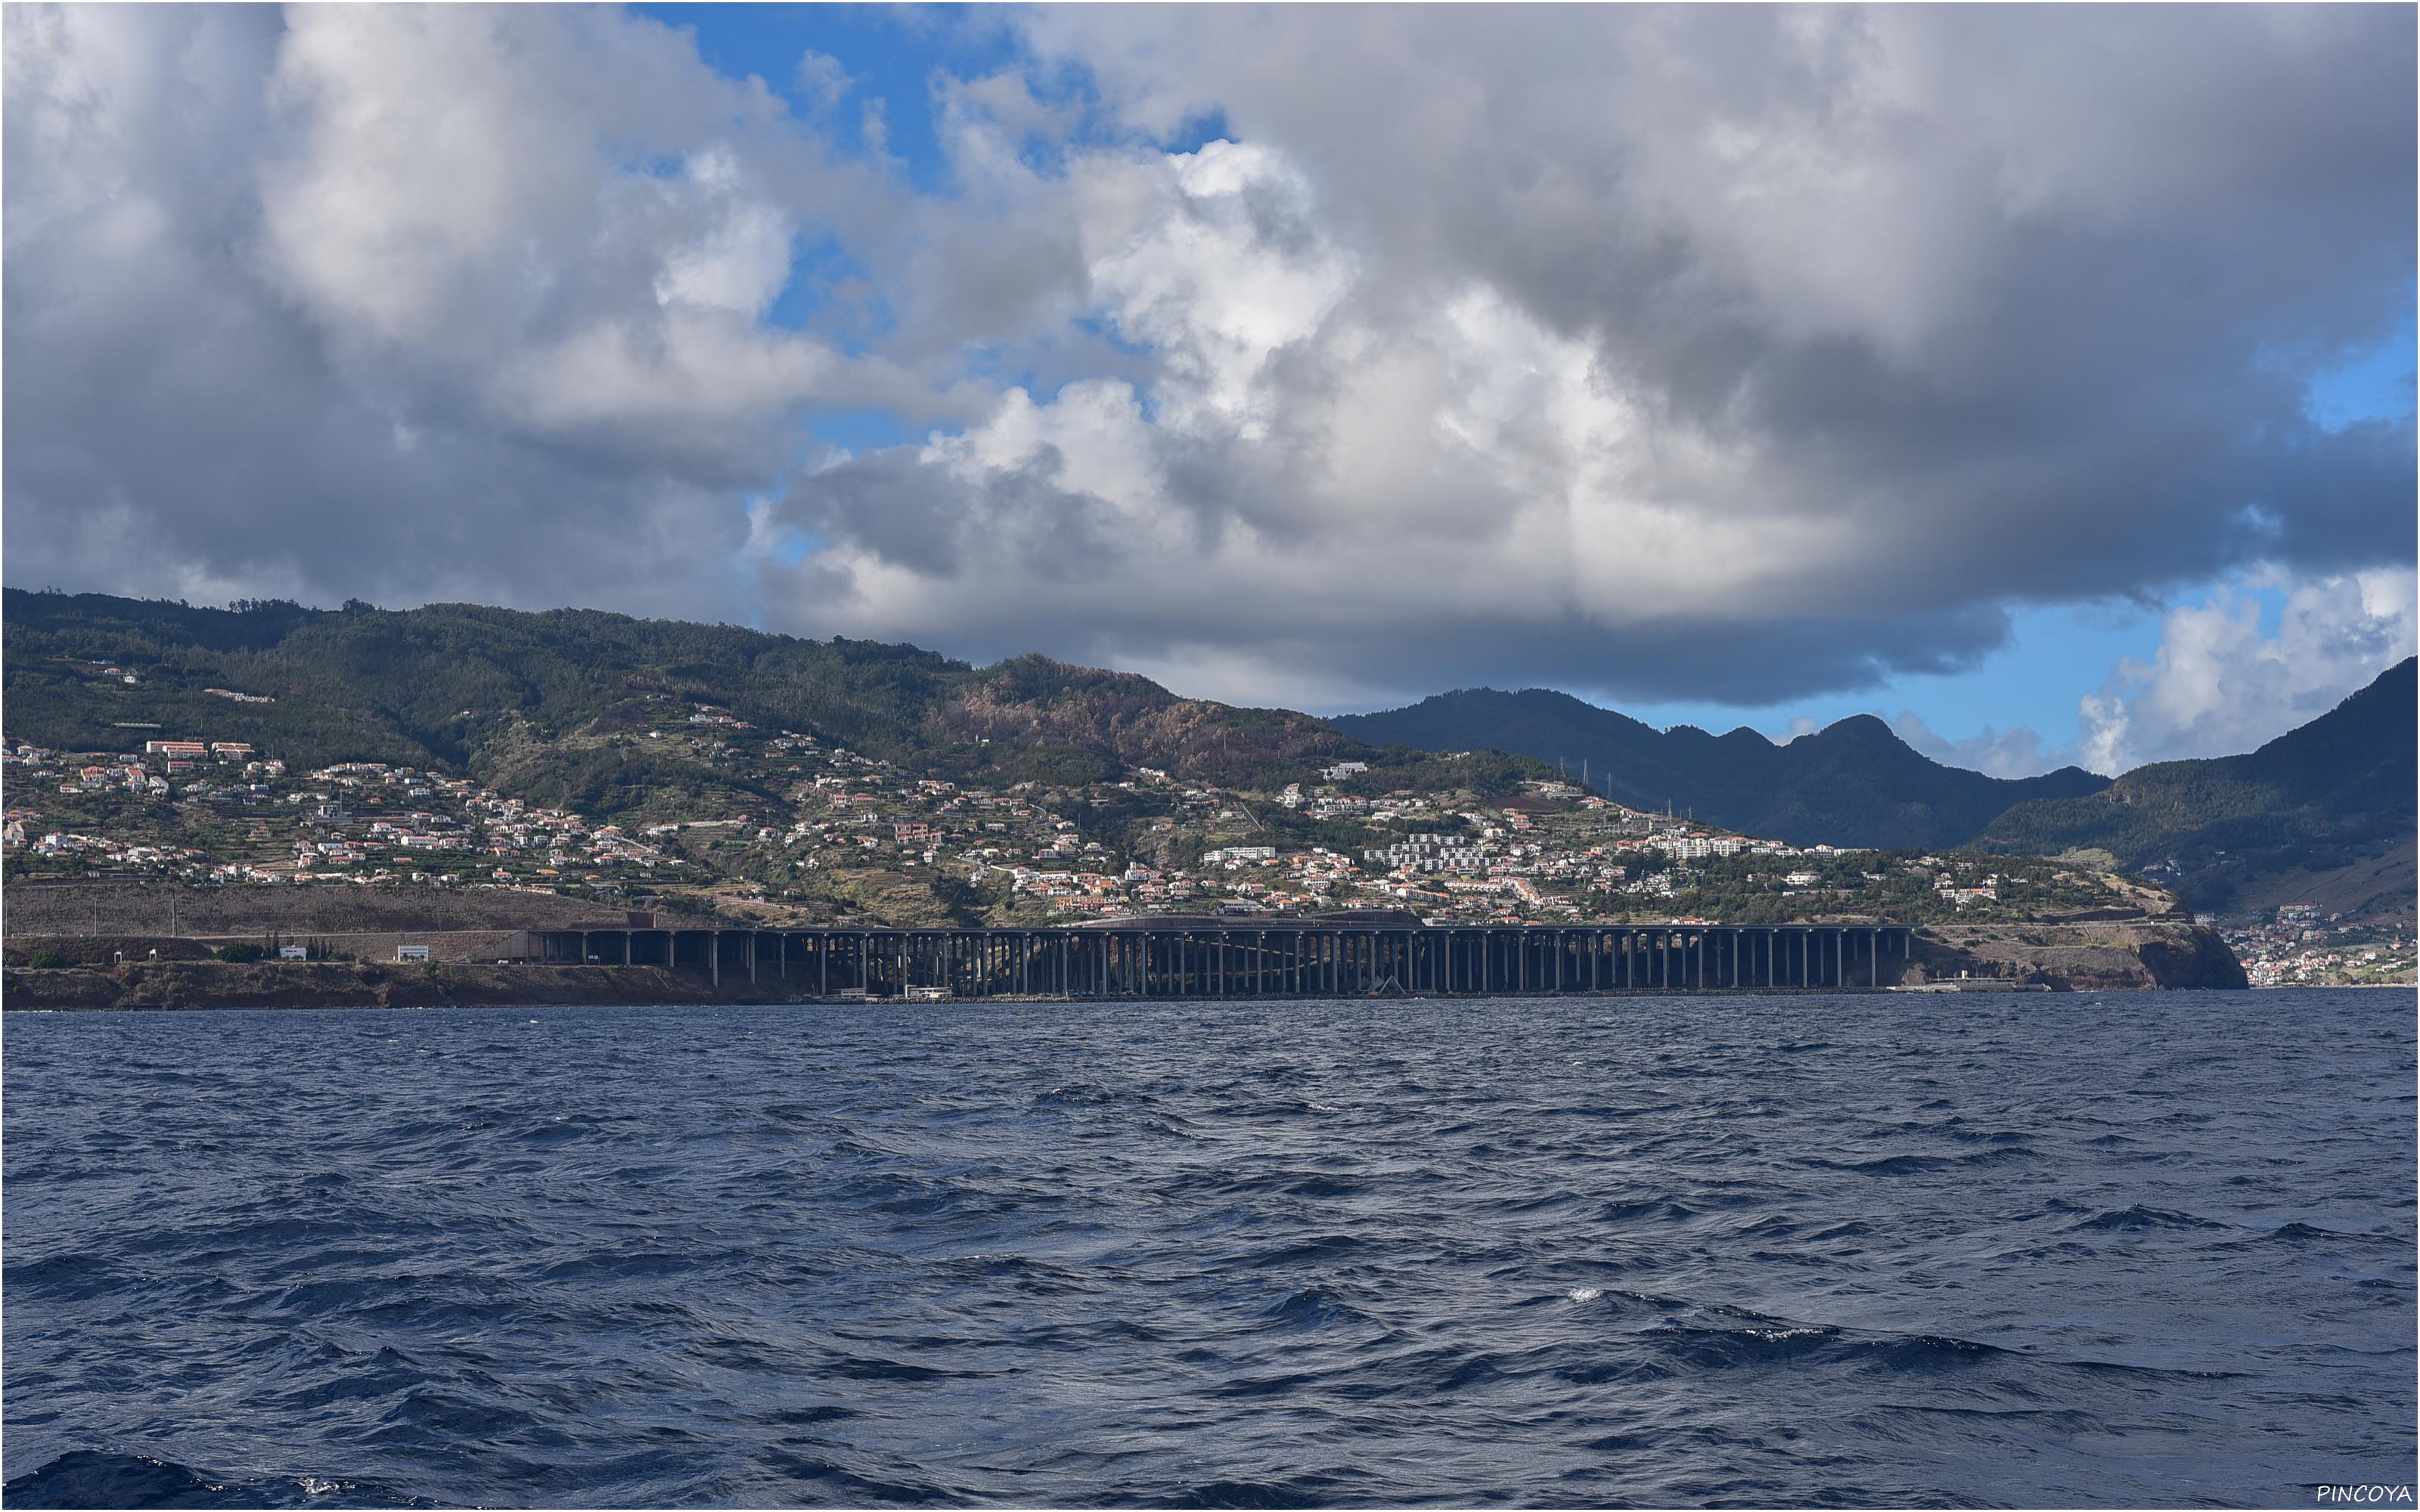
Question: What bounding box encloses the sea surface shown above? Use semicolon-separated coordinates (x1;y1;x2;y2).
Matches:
3;990;2412;1508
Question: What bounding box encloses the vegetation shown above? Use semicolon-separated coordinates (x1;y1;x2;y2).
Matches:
2;589;1379;813
1974;658;2415;915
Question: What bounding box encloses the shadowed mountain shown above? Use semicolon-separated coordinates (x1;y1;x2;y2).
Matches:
1973;658;2416;916
1332;687;2111;850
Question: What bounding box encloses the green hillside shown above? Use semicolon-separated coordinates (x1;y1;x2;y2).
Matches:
1973;658;2416;916
0;590;1379;813
1332;687;2109;850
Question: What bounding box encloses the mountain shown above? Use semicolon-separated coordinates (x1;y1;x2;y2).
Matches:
0;590;1407;814
1973;658;2416;917
1331;687;2110;850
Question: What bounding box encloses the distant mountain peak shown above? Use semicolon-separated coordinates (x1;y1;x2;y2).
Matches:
1332;685;2110;849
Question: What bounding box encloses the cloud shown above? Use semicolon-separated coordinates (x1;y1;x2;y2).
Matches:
2076;565;2418;774
1891;713;2072;781
3;5;2412;724
771;5;2412;706
2;5;904;618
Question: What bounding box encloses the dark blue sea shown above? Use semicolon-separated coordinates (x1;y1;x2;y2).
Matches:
4;990;2412;1508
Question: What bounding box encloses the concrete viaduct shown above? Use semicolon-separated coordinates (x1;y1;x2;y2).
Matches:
503;916;1913;999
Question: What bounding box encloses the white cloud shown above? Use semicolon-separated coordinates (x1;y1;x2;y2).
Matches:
2077;566;2418;774
2;4;911;618
653;150;796;318
259;5;619;356
1085;139;1356;438
1891;712;2071;779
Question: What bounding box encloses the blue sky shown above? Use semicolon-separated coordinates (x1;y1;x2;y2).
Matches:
7;5;2412;777
634;5;1007;191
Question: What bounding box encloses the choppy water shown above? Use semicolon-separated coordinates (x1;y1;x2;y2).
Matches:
3;990;2412;1507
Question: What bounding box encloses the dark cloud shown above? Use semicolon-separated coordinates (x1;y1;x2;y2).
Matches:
5;5;2411;725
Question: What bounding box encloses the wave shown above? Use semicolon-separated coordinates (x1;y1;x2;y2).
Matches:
0;1452;409;1509
2065;1205;2231;1232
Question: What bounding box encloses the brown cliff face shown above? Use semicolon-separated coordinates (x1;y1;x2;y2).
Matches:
2128;926;2254;990
1909;923;2248;990
920;655;1356;781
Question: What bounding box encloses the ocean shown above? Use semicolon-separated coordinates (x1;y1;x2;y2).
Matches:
3;990;2412;1507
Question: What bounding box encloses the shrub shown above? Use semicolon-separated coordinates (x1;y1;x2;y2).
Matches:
26;948;71;969
213;943;265;963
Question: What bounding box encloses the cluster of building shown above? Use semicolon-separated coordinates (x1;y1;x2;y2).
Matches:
693;741;1905;925
2220;903;2415;987
6;736;280;797
14;829;205;869
5;699;2182;943
1;734;681;891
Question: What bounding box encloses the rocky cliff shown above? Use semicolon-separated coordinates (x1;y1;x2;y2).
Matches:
1907;922;2248;990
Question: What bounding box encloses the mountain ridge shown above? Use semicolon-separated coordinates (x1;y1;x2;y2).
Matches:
1973;657;2416;916
1331;686;2110;850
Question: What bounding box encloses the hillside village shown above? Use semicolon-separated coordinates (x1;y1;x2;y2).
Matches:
2220;903;2415;989
7;698;2208;940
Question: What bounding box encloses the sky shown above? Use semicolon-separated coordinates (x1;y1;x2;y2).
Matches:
5;4;2413;779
